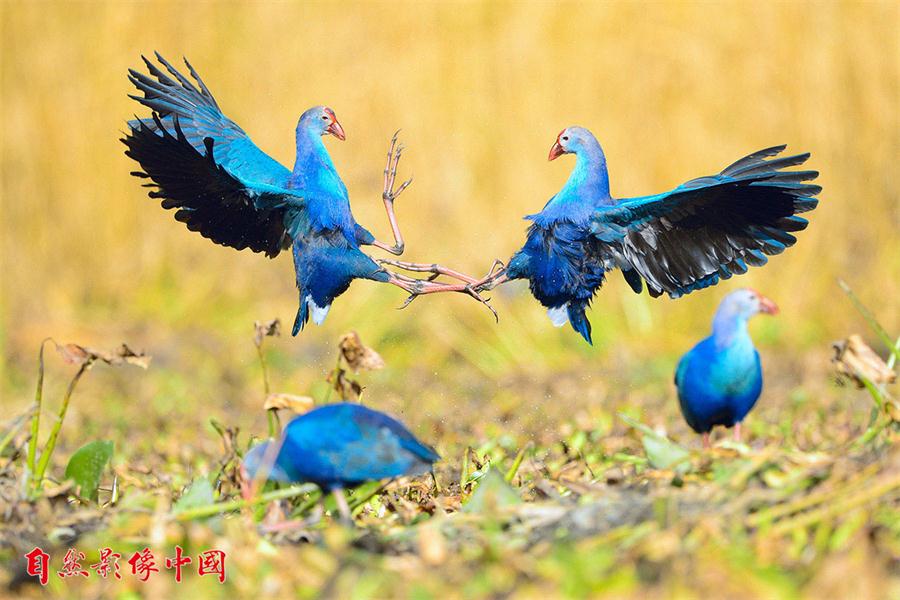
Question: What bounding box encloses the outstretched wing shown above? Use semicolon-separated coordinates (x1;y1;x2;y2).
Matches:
126;52;291;188
123;114;302;257
591;145;821;298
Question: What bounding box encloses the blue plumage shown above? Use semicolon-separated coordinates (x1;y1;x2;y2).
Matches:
494;127;820;345
243;403;439;491
675;289;778;446
122;54;394;335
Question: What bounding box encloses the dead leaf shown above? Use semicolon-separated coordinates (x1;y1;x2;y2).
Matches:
326;367;364;401
54;342;151;369
832;335;896;388
263;393;315;414
254;318;282;347
338;331;385;372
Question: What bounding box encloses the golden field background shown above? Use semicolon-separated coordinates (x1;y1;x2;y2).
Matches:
2;1;899;434
1;3;900;598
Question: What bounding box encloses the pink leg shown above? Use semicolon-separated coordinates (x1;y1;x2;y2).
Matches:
332;488;353;525
733;422;742;443
379;259;480;285
386;273;498;320
702;432;711;449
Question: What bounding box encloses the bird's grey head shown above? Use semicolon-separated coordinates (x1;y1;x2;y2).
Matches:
548;126;602;161
721;288;779;320
242;440;292;482
298;105;345;141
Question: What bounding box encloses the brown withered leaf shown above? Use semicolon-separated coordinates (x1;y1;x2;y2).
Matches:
263;393;315;414
54;342;151;369
327;367;364;401
338;331;385;373
832;334;896;388
254;318;282;347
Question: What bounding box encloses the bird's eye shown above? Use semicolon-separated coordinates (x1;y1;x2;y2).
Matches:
322;115;329;120
562;136;569;141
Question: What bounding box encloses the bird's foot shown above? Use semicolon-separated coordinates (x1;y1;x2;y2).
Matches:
372;131;411;256
383;130;413;204
378;259;480;285
472;260;509;292
386;272;498;321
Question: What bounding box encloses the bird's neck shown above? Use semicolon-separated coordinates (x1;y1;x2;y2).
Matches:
530;144;612;226
564;144;611;202
290;129;338;188
712;308;751;349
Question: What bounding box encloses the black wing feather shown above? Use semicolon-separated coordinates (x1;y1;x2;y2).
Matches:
593;146;821;298
122;114;291;258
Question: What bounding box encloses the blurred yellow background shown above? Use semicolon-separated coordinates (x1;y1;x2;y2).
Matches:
2;1;898;406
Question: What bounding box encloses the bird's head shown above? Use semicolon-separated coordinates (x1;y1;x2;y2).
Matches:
726;288;779;319
242;440;292;483
548;126;597;161
299;105;346;141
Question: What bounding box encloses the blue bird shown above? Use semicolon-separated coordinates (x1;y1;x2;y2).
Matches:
675;289;778;448
243;402;439;522
473;127;820;344
122;54;493;335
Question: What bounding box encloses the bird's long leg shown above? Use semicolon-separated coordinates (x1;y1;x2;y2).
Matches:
371;131;411;256
379;259;480;285
381;258;509;288
733;422;742;443
385;272;498;321
471;260;510;291
702;432;711;449
332;488;353;526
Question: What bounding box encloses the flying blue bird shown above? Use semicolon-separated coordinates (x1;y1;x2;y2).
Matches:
122;54;493;335
439;127;820;344
675;289;778;447
243;402;439;522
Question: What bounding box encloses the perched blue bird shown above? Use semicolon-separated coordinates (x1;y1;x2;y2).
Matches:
243;403;439;521
674;289;778;447
122;54;493;335
467;127;819;344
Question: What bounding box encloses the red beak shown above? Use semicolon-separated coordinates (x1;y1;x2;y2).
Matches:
757;293;779;315
326;119;346;141
548;138;565;161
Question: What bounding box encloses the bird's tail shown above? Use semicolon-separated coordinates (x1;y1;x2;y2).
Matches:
292;295;310;336
567;302;593;345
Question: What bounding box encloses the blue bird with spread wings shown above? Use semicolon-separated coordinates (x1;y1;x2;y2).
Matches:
469;127;821;345
122;54;494;335
675;288;778;448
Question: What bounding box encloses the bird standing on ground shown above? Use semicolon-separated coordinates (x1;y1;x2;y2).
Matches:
122;54;493;335
386;127;820;344
674;289;778;448
243;402;439;522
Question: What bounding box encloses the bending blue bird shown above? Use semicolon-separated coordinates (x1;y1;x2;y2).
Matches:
122;54;493;335
243;403;439;521
469;127;820;344
675;289;778;447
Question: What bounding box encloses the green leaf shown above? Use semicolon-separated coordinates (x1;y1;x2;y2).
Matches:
463;468;521;513
64;440;113;502
618;413;691;474
174;478;216;514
